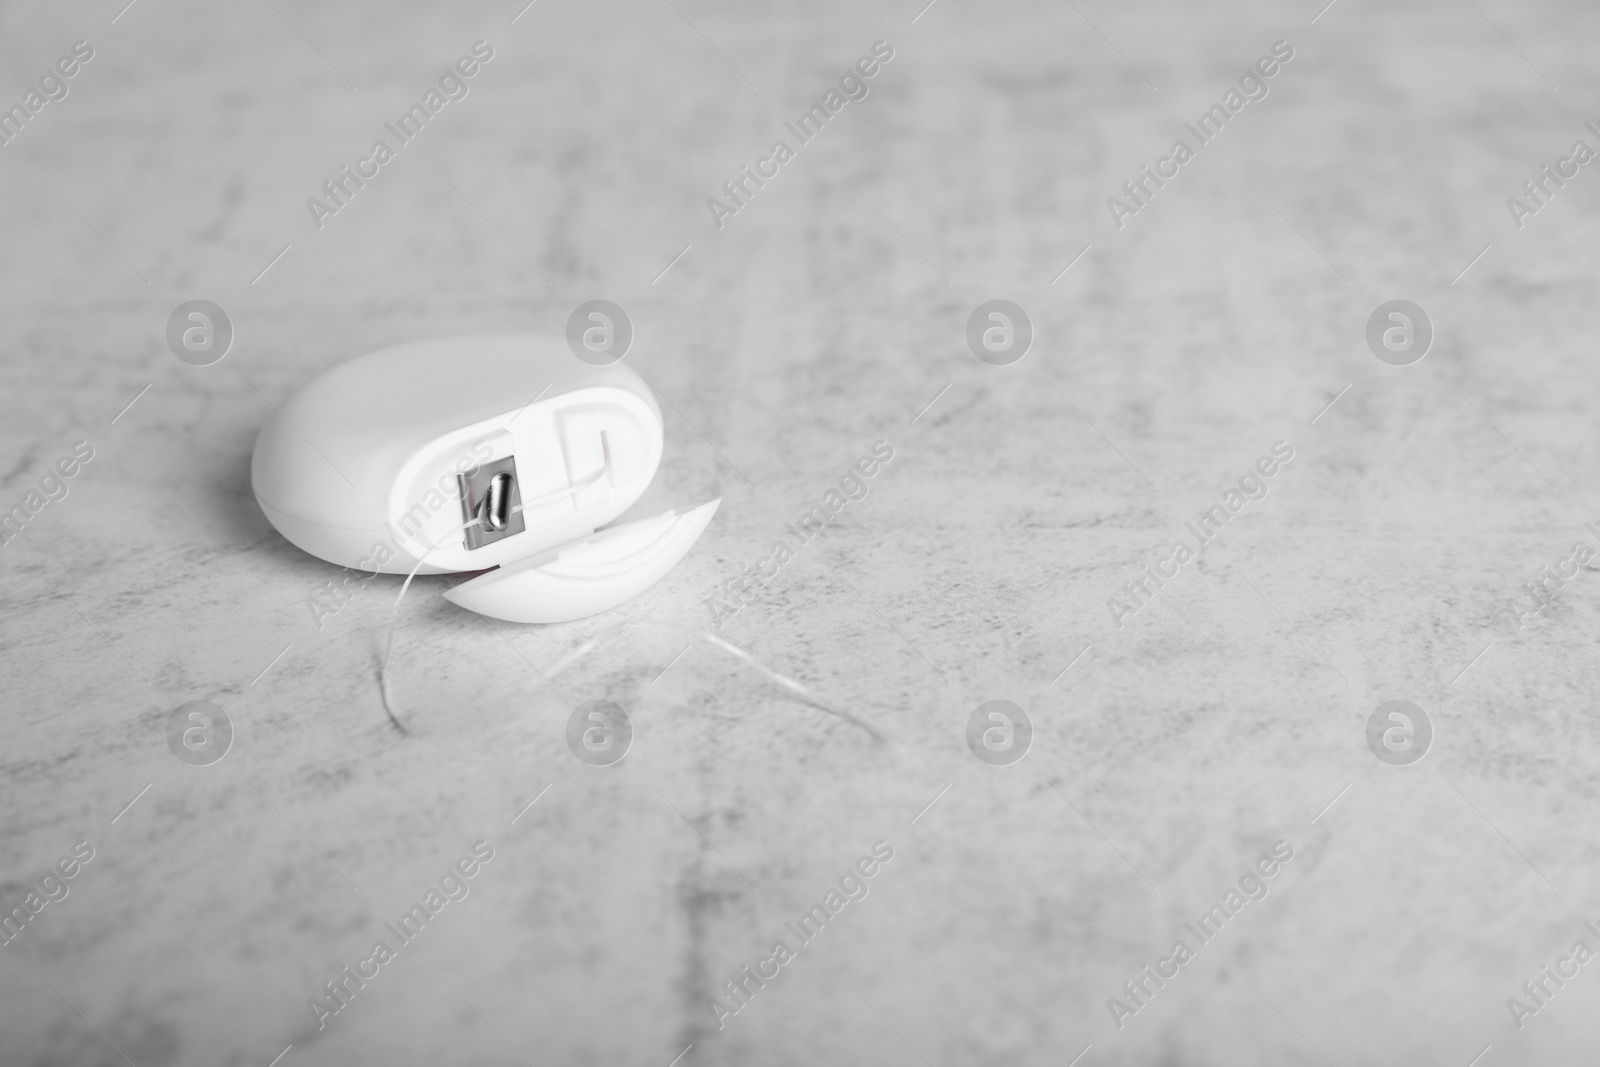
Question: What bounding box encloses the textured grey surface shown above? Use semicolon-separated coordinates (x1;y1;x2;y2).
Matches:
3;0;1600;1064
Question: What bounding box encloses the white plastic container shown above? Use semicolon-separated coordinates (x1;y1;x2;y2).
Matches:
251;334;718;623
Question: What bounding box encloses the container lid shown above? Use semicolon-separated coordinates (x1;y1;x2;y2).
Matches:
441;498;720;623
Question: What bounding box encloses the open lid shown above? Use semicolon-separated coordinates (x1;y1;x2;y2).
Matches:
441;498;720;624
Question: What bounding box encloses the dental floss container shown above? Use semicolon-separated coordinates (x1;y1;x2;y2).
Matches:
251;334;719;624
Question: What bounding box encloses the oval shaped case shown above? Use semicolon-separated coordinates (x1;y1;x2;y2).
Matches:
251;333;718;623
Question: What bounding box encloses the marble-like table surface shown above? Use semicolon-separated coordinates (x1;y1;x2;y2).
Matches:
3;1;1599;1064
